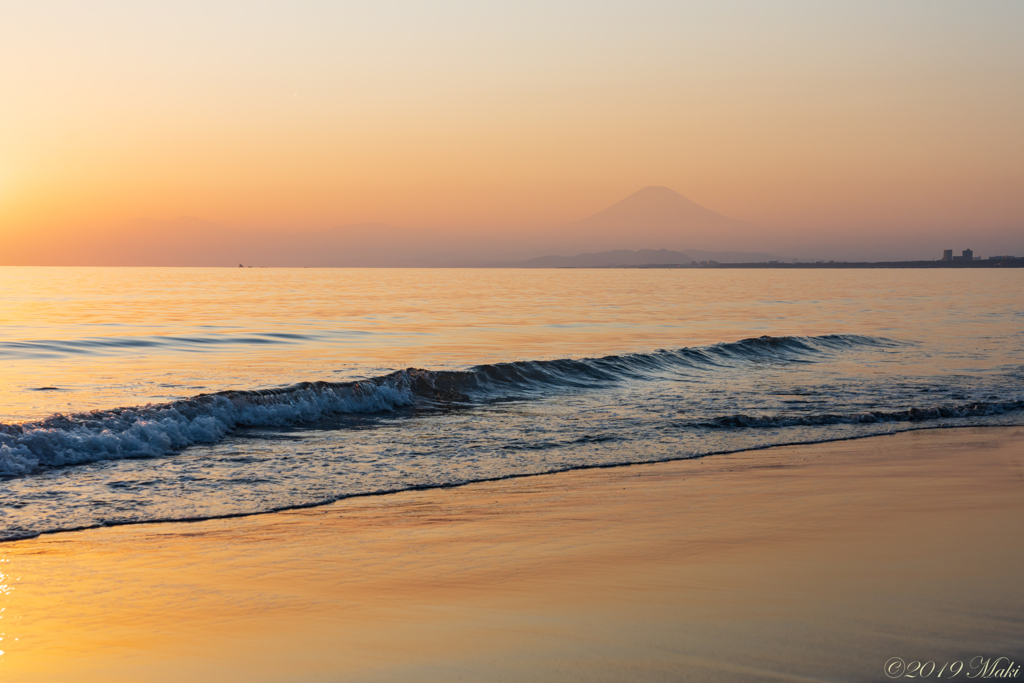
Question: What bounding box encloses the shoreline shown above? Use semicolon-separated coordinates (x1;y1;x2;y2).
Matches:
1;426;1021;682
2;422;1016;544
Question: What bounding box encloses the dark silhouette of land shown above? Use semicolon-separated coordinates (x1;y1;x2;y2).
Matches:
715;259;1024;268
495;247;783;268
577;258;1024;269
498;246;1023;269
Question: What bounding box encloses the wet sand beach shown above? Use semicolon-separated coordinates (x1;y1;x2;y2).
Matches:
1;426;1021;682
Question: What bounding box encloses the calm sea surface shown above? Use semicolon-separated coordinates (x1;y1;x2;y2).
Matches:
1;267;1021;540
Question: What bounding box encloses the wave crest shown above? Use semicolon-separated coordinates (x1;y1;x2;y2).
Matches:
0;334;894;476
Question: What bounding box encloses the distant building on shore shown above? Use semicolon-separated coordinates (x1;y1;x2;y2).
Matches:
942;249;953;261
950;249;974;262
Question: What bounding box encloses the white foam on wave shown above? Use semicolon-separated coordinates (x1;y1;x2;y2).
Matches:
0;334;897;478
0;378;415;477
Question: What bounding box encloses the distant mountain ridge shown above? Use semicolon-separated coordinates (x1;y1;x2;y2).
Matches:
499;248;783;268
511;249;693;268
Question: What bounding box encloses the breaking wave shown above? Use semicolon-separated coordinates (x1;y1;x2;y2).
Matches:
0;334;901;477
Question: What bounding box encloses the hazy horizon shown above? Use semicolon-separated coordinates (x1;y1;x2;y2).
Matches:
2;2;1022;264
2;185;1021;266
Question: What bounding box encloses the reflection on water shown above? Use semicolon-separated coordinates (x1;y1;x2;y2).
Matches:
2;267;1019;420
0;267;1021;540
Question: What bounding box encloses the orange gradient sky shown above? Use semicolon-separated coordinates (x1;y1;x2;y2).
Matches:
1;1;1022;261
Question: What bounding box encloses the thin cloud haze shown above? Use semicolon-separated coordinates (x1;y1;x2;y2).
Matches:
1;2;1021;262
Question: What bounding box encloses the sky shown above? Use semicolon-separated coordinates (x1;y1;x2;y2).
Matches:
1;1;1022;262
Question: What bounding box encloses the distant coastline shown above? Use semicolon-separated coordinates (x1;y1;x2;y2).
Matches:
563;258;1024;269
492;245;1024;269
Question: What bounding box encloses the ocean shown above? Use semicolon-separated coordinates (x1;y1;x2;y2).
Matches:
1;267;1021;541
